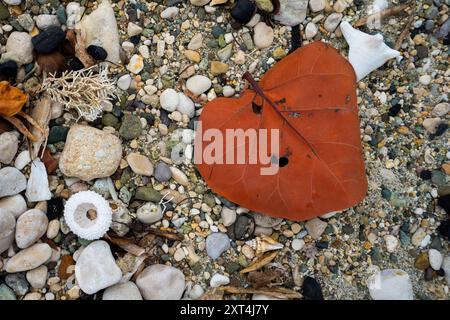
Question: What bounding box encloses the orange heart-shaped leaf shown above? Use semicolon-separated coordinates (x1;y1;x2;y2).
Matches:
0;81;28;117
195;41;367;221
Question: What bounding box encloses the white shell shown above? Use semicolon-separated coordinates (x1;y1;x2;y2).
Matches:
340;21;401;81
64;190;112;240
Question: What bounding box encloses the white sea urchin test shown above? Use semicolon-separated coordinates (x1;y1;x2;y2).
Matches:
64;190;112;240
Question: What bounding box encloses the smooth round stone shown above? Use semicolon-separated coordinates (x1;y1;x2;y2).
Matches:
291;238;305;251
126;153;154;176
102;282;143;300
46;219;60;239
221;207;236;227
14;150;31;170
188;284;204;299
170;167;189;186
136;264;185;300
31;26;65;53
274;0;308;26
231;0;256;24
0;194;27;218
5;273;28;296
154;162;172;182
4;31;33;65
15;209;49;249
75;240;122;294
5;243;52;273
305;22;318;40
136;202;163;224
0;132;18;164
0;284;16;300
428;249;443;270
324;13;343;32
160;7;179;19
210;274;230;288
26;265;48;289
206;232;230;259
191;0;210;6
367;269;413;300
222;86;235;97
186;75;212;95
126;54;144;74
384;235;399;253
87;45;108;60
0;210;15;254
309;0;326;12
177;93;195;118
35;14;60;30
119;114;142;140
432;103;449;117
117;74;132;90
253;22;274;49
0;167;27;198
160;88;179;112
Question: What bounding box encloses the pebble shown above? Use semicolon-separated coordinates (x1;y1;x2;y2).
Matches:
0;210;15;254
46;219;60;239
35;14;60;30
253;213;282;227
210;274;230;288
26;265;48;289
59;125;122;181
136;264;185;300
253;22;274;49
160;88;179;112
302;277;324;300
305;22;318;40
274;0;308;26
170;167;189;186
309;0;326;12
231;0;256;24
177;93;195;118
305;218;327;239
184;49;201;63
4;31;33;65
15;209;48;249
384;235;398;253
291;238;305;251
411;228;427;247
222;86;235;97
217;44;233;61
0;132;18;165
188;284;204;299
0;284;16;300
419;75;431;85
138;45;150;59
367;269;413;300
136;202;163;224
119;114;142;140
126;153;154;176
0;195;27;218
14;150;31;170
188;34;203;50
154;162;172;182
87;45;108;61
102;282;143;300
31;26;65;54
174;247;186;261
109;200;132;236
127;54;144;74
210;61;229;76
160;7;179;19
442;256;450;285
186;75;212;95
4;0;21;5
127;22;142;37
5;243;52;273
206;232;230;259
422;118;444;134
0;167;27;198
135;187;162;202
221;207;236;227
324;13;343;32
75;240;122;294
25;159;52;202
432;103;449;117
428;249;443;270
117;74;132;90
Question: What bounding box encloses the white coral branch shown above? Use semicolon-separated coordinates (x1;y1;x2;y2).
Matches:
40;65;117;121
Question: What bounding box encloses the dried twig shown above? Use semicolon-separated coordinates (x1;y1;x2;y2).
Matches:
240;251;278;274
218;286;302;299
395;14;414;50
354;3;411;27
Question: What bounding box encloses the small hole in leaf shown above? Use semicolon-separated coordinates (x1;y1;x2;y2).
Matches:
252;102;262;114
279;157;289;167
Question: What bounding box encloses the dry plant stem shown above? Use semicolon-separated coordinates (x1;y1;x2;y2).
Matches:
41;65;116;121
240;251;278;274
395;14;414;50
218;286;302;299
3;115;38;141
354;3;411;27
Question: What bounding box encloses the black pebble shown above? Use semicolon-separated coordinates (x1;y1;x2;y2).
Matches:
315;241;329;249
388;104;401;117
69;57;84;71
129;35;141;45
434;123;448;137
419;170;432;180
231;0;256;24
47;197;64;220
159;109;172;126
140;113;155;126
302;276;324;300
438;219;450;239
86;45;108;61
437;268;445;277
0;60;18;81
425;267;434;281
437;194;450;214
32;26;65;54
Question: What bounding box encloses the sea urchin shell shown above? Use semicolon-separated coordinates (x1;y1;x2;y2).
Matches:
64;190;112;240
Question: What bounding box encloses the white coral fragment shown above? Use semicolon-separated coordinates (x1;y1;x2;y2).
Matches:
64;190;112;240
340;21;401;81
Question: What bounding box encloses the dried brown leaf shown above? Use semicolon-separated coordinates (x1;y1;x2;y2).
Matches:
240;251;278;274
218;286;302;299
